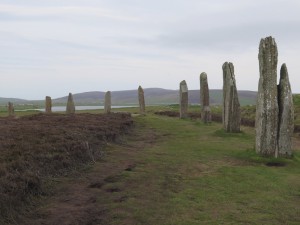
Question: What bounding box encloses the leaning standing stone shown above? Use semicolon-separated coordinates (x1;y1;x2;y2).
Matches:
200;72;211;123
222;62;241;132
278;63;294;157
45;96;52;113
66;93;75;114
8;102;14;117
255;36;278;156
138;86;145;114
179;80;188;118
104;91;111;114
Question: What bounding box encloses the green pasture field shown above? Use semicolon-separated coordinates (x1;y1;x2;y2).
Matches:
91;114;299;224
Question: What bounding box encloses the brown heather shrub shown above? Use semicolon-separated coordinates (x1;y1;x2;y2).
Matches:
0;113;133;223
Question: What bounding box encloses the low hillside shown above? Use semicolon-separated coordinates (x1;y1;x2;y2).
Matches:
0;89;257;107
52;88;258;106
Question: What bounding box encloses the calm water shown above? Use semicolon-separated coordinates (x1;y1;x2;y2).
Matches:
43;106;137;112
16;106;137;112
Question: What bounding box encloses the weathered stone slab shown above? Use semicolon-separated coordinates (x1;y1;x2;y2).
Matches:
104;91;111;114
200;72;211;123
138;86;145;114
278;63;294;157
8;102;14;117
45;96;52;114
179;80;188;118
222;62;241;132
255;36;278;156
202;106;211;123
66;93;75;114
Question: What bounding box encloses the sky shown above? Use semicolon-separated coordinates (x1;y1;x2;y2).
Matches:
0;0;300;99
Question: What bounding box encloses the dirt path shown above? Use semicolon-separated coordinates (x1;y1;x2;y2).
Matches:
20;118;160;225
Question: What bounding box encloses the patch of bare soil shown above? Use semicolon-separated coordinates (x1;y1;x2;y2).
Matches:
14;116;160;225
0;113;133;224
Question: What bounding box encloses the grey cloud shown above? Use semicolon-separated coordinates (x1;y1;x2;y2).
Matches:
1;0;300;99
153;21;300;53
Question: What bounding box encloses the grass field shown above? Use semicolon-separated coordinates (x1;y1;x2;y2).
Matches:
15;111;300;225
101;115;299;224
1;100;300;224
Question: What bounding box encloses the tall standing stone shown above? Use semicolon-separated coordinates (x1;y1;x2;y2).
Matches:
255;36;278;156
278;63;294;157
66;93;75;114
222;62;241;132
138;86;145;114
179;80;188;118
45;96;52;114
8;102;14;117
200;72;211;123
104;91;111;114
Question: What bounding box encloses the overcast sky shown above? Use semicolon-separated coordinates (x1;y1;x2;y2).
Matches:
0;0;300;99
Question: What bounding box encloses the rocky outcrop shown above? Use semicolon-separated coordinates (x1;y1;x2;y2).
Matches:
104;91;111;114
8;102;14;117
256;37;295;157
278;64;294;157
138;86;145;114
222;62;241;132
255;36;279;156
179;80;188;118
66;93;75;114
200;72;211;123
255;37;278;156
255;37;294;157
45;96;52;114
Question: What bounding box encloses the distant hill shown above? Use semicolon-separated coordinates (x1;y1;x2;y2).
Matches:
0;97;31;105
53;88;257;106
0;88;258;106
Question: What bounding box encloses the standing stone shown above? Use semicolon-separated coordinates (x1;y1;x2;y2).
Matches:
138;86;145;114
200;72;211;123
45;96;52;114
278;64;294;157
66;93;75;114
8;102;14;117
179;80;188;118
104;91;111;114
222;62;241;132
255;36;278;156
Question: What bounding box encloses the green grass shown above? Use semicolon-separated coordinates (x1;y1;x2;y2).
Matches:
4;107;299;224
0;109;41;117
95;114;300;225
293;94;300;125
